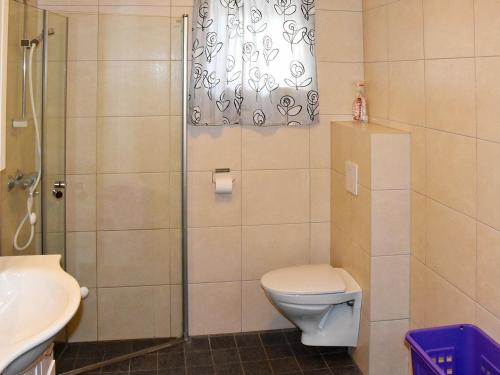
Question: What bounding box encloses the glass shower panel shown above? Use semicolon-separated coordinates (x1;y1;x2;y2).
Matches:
42;10;68;262
56;9;184;346
1;1;44;255
0;1;67;259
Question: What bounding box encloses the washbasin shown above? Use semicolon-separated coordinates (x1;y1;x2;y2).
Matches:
0;255;81;375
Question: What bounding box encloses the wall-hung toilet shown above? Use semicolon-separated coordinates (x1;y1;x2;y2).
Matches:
261;264;362;347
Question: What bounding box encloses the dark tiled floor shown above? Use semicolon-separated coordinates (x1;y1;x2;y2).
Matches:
55;329;362;375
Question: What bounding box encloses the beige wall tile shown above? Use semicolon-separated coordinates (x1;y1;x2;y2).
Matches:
97;229;170;287
97;173;170;230
425;270;475;327
67;231;97;288
311;169;331;222
369;319;409;375
370;255;410;321
351;184;371;252
423;0;475;58
426;129;476;217
153;285;171;337
189;282;242;335
242;281;294;331
67;61;97;117
98;14;170;60
476;304;500;343
98;61;170;117
474;0;500;56
351;314;370;375
67;12;98;61
365;62;389;119
332;123;353;174
169;172;182;229
387;0;424;61
332;171;352;234
98;286;156;340
411;192;426;262
332;226;353;270
187;171;241;227
318;62;364;114
317;0;362;11
426;199;476;298
476;57;500;143
170;285;183;337
477;223;500;319
66;117;96;175
169;229;182;285
410;258;427;328
310;222;331;263
188;226;241;283
363;6;387;62
388;61;425;126
310;115;332;169
67;288;98;342
188;126;241;171
317;10;363;62
66;174;97;232
371;133;410;190
425;58;476;137
97;116;170;173
478;140;500;231
242;126;309;170
371;189;410;256
242;170;310;225
242;223;310;280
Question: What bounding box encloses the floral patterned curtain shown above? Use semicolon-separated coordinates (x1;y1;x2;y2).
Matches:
190;0;319;126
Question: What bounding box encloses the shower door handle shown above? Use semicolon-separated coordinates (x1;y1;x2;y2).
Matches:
52;181;66;199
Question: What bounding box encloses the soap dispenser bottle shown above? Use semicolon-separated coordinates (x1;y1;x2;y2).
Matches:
352;81;368;123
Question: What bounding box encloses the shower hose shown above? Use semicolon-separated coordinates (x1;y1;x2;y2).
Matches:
13;42;42;251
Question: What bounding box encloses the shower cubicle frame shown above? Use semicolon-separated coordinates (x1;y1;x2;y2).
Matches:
60;14;190;375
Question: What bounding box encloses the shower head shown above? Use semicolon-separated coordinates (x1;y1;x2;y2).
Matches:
29;28;55;46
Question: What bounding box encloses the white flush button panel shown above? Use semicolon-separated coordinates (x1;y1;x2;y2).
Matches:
345;161;358;196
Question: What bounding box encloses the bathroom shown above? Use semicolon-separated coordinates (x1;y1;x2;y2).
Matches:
0;0;499;374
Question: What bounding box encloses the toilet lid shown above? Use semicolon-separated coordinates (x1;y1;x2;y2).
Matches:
261;264;346;295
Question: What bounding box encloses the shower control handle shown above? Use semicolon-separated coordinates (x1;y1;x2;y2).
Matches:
53;181;66;189
52;190;64;199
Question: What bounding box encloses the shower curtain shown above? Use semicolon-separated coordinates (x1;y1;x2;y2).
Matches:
190;0;320;127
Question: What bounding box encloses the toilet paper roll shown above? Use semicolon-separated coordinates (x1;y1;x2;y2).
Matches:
215;172;233;194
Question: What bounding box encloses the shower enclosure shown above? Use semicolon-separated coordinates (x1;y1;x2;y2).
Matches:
1;0;189;368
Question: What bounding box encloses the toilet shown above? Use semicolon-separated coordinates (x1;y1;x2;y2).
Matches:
261;264;362;347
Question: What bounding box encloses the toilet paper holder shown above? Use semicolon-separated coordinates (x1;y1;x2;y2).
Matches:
212;168;235;183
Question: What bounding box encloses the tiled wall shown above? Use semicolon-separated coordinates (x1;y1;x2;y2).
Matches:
30;0;365;340
362;0;500;347
186;0;364;335
331;121;410;375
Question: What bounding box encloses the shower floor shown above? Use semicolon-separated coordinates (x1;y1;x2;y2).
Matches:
54;329;362;375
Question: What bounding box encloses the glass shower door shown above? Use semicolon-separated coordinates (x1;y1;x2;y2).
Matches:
41;10;68;262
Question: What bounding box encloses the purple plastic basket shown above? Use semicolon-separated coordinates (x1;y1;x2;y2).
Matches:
406;324;500;375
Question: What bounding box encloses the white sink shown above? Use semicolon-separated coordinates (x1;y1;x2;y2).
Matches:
0;255;81;374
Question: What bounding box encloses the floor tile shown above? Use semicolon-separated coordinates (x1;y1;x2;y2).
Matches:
185;351;212;368
259;332;287;347
237;346;267;362
235;334;261;348
158;352;185;369
296;355;327;371
209;335;237;350
211;348;239;365
241;360;273;375
269;357;300;373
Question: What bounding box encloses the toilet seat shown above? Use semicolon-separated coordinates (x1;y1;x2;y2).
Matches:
261;264;346;295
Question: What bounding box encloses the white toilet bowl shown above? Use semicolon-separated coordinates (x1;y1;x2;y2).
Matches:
261;264;362;347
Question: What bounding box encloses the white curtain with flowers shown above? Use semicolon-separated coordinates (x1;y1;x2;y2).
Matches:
189;0;319;126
